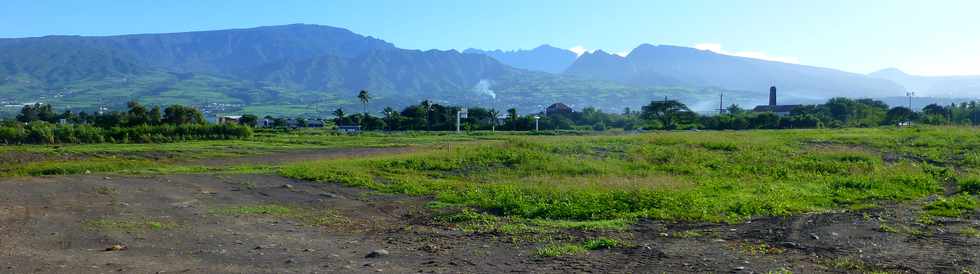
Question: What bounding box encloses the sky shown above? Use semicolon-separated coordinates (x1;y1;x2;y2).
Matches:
1;0;979;76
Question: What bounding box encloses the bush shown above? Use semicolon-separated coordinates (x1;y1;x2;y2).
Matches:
959;177;980;194
0;122;252;145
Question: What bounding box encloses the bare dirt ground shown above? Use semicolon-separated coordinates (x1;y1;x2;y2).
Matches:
1;150;978;273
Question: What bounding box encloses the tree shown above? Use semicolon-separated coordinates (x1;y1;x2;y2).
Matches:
885;107;915;125
162;105;205;125
240;114;259;127
17;103;55;123
489;109;500;132
126;101;148;126
640;100;691;129
357;90;371;115
507;108;518;130
382;107;398;130
332;108;346;121
726;104;745;115
421;100;433;131
148;106;162;125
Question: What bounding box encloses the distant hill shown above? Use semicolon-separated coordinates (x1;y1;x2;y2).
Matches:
0;24;901;117
463;45;578;74
2;25;721;116
564;44;904;100
869;68;980;97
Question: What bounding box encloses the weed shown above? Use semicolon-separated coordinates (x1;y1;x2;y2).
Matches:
736;242;785;256
282;130;945;223
95;186;118;195
960;227;980;238
535;243;587;257
582;238;622;250
825;257;891;273
83;218;177;232
210;204;349;226
923;194;978;218
879;223;925;236
672;230;704;238
959;177;980;194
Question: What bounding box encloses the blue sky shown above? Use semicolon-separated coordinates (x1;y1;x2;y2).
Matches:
2;0;978;76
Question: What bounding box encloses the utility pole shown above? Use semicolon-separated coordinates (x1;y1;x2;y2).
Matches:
907;91;914;110
718;92;725;114
456;108;467;133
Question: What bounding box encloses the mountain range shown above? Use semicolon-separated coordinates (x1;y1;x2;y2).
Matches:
869;68;980;97
463;45;578;74
1;23;970;117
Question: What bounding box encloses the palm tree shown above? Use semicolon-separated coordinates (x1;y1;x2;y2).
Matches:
489;108;500;132
421;100;433;131
507;108;518;131
382;106;395;131
332;108;346;123
357;90;371;115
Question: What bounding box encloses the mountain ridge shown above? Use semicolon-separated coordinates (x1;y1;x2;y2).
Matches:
869;68;980;97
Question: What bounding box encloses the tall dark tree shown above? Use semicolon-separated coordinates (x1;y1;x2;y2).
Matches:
357;90;371;115
507;108;518;130
239;114;259;127
885;107;915;125
162;105;205;125
148;106;162;125
332;108;346;121
421;100;433;131
640;100;691;129
126;101;148;126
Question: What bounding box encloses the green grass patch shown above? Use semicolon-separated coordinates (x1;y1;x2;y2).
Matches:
535;243;587;257
923;194;978;218
582;238;623;250
960;227;980;238
209;204;350;226
83;219;177;232
826;257;887;273
672;230;704;238
282;129;949;223
959;177;980;194
879;223;925;236
736;242;785;256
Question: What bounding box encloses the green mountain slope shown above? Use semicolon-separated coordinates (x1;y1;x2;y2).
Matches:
0;24;762;117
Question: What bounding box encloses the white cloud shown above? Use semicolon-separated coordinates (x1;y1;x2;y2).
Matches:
693;43;800;64
568;45;588;56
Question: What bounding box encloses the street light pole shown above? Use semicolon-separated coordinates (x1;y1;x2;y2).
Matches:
534;115;540;131
907;91;914;110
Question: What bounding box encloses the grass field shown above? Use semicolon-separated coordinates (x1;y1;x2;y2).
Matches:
3;126;978;224
0;130;503;176
281;127;980;223
3;126;980;272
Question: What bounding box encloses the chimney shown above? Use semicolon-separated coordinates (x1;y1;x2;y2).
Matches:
768;86;777;107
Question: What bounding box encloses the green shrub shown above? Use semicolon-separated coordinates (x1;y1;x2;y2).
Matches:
959;177;980;194
0;122;252;144
583;238;621;250
924;194;978;218
535;243;587;257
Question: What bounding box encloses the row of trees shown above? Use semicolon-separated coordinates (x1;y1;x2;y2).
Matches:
3;102;250;144
16;102;206;128
641;97;980;130
323;94;980;132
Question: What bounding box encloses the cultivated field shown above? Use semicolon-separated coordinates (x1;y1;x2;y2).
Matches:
1;128;978;273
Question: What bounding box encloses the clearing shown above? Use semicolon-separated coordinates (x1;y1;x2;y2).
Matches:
1;128;978;273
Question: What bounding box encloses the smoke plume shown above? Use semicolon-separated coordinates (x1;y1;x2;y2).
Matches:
473;79;496;99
